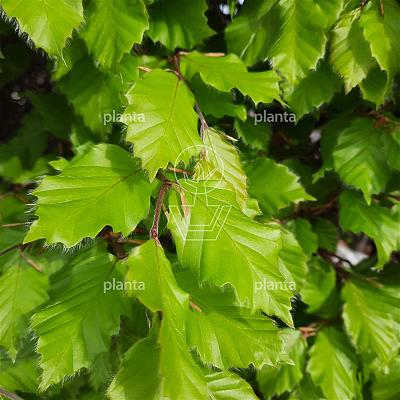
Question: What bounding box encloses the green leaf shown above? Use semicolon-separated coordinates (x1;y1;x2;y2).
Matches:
372;357;400;400
28;92;73;140
278;228;308;291
245;158;314;216
0;344;39;393
0;252;48;359
289;373;326;400
332;118;391;202
58;57;123;133
360;67;391;105
286;218;318;258
307;327;359;400
25;143;152;247
176;270;285;370
125;240;258;399
181;52;281;105
225;0;280;66
0;0;83;56
0;111;48;184
284;61;342;118
168;180;293;325
195;127;248;210
342;278;400;365
234;118;271;151
258;330;307;399
382;129;400;172
339;190;400;268
301;257;341;318
360;0;400;77
124;69;202;180
330;9;375;92
80;0;148;68
108;329;162;400
312;218;338;253
270;0;329;84
190;75;247;121
0;197;27;253
126;239;206;398
32;244;128;389
147;0;213;49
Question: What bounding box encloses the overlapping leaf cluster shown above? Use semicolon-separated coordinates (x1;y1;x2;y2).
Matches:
0;0;399;399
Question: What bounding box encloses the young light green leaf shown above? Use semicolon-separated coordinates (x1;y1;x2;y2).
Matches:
307;327;359;400
258;330;307;399
195;128;248;210
32;245;128;389
168;180;293;325
80;0;148;68
342;278;400;365
25;144;152;247
1;0;83;56
126;240;259;399
147;0;213;49
181;52;281;105
245;158;314;216
0;252;48;359
124;69;201;180
339;190;400;268
176;270;285;370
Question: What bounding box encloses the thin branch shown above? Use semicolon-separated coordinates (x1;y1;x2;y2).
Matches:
150;175;170;241
19;250;42;273
117;238;147;245
194;102;209;139
167;167;193;175
0;387;24;400
1;223;26;228
0;243;24;258
138;66;152;73
171;54;208;139
177;51;225;57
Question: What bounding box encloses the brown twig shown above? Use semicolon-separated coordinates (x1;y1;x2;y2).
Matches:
167;167;194;175
19;250;42;272
0;387;24;400
189;300;202;313
117;238;147;245
1;223;26;228
171;54;208;140
150;175;170;242
0;243;24;257
138;66;152;73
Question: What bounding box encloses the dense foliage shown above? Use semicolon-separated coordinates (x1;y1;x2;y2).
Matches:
0;0;399;399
